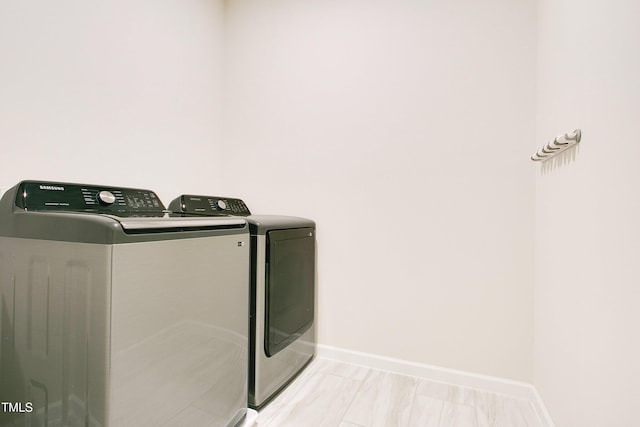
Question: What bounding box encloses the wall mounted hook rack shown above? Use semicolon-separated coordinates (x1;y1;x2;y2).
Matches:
531;129;581;162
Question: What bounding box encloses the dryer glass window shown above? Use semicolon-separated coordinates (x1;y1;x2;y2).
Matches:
265;228;315;357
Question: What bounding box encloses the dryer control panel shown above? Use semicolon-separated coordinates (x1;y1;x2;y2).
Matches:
169;194;251;217
14;180;165;215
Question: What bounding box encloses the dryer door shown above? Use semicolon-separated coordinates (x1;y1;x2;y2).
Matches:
264;227;315;357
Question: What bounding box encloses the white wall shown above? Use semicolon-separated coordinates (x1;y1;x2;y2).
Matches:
222;0;537;381
534;0;640;425
0;0;226;203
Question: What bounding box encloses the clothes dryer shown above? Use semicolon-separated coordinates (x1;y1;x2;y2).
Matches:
169;195;316;409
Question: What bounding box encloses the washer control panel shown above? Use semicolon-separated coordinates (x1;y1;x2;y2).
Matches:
169;194;251;217
15;181;165;215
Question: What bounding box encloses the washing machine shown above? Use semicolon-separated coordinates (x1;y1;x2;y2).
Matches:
0;181;250;427
169;195;316;409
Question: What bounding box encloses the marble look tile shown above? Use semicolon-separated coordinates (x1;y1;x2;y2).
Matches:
499;397;542;427
256;371;361;427
413;378;475;406
253;357;544;427
413;378;455;401
342;369;417;427
162;406;228;427
473;390;498;427
449;386;475;407
315;358;371;381
438;401;476;427
475;391;542;427
407;395;445;427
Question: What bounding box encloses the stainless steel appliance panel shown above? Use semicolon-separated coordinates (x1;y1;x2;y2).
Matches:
0;233;249;427
109;235;249;427
250;233;315;408
0;237;111;427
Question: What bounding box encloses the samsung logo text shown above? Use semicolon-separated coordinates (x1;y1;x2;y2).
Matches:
39;185;64;191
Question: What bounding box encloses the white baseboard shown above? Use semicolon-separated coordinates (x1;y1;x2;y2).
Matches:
316;344;554;427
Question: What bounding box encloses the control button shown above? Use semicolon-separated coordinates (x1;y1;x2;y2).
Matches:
217;200;227;210
97;190;116;205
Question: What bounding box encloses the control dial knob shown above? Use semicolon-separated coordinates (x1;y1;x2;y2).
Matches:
97;190;116;205
217;200;227;210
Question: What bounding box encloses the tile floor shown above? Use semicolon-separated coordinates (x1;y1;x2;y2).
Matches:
250;357;543;427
